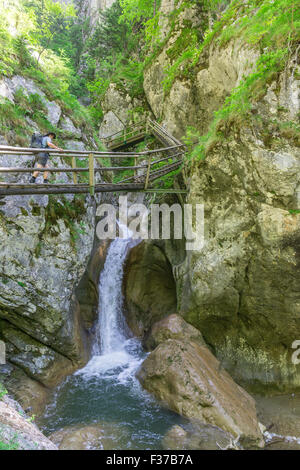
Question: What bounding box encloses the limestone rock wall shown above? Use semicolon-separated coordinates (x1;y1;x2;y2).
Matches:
0;73;101;409
75;0;116;29
99;83;151;139
120;1;300;393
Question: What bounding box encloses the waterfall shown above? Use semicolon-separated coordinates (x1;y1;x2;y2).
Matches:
42;232;184;450
77;233;144;380
94;237;131;355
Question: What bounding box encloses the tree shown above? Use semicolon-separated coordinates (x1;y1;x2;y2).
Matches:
25;0;76;64
89;1;131;62
119;0;160;24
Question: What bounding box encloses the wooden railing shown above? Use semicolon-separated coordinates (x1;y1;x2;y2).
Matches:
101;120;146;150
100;119;182;151
0;143;185;196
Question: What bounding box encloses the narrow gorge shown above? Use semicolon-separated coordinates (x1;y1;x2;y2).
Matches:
0;0;299;452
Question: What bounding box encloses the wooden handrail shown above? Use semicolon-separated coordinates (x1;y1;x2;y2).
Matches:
0;164;148;173
0;144;183;157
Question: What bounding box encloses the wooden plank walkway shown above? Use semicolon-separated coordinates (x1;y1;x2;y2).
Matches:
0;120;186;196
0;183;146;196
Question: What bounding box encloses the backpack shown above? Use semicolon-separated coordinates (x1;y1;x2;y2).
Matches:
30;133;44;149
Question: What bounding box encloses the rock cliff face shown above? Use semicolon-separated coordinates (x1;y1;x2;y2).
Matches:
75;0;115;29
0;74;100;411
144;1;261;137
99;83;151;139
119;0;300;393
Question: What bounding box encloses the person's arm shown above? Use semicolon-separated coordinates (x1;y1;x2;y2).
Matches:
48;142;63;151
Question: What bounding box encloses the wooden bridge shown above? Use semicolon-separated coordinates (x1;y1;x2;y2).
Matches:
0;120;186;196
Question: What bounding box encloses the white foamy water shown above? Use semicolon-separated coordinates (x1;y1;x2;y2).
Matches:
77;235;144;382
264;431;300;445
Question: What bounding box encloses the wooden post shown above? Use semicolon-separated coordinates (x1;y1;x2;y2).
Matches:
72;157;78;185
89;153;95;197
144;154;151;190
134;155;137;180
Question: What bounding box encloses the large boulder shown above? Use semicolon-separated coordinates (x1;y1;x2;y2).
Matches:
162;421;232;450
49;422;131;450
143;313;205;351
137;337;264;447
141;0;300;392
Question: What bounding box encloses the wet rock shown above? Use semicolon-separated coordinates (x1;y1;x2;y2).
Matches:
49;423;130;450
0;320;75;387
0;395;57;450
0;192;96;396
137;339;264;447
143;314;205;351
123;241;177;337
76;239;112;329
162;421;232;450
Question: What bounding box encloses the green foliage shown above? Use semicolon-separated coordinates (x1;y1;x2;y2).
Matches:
119;0;161;24
0;382;7;400
86;0;145;99
25;0;76;63
162;0;299;93
42;195;88;248
0;437;19;451
183;0;299;162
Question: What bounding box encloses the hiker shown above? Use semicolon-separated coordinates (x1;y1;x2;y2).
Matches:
30;132;63;184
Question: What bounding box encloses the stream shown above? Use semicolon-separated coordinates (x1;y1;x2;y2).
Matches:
37;235;300;450
38;235;185;450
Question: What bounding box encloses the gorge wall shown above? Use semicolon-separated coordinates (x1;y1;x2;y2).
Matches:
0;72;104;412
0;0;299;417
115;0;300;393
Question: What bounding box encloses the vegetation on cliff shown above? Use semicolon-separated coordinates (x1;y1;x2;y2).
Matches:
0;0;100;144
81;0;299;182
184;0;300;162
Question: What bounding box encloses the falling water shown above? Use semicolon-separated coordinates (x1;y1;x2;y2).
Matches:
94;237;131;355
40;233;185;449
78;233;143;378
